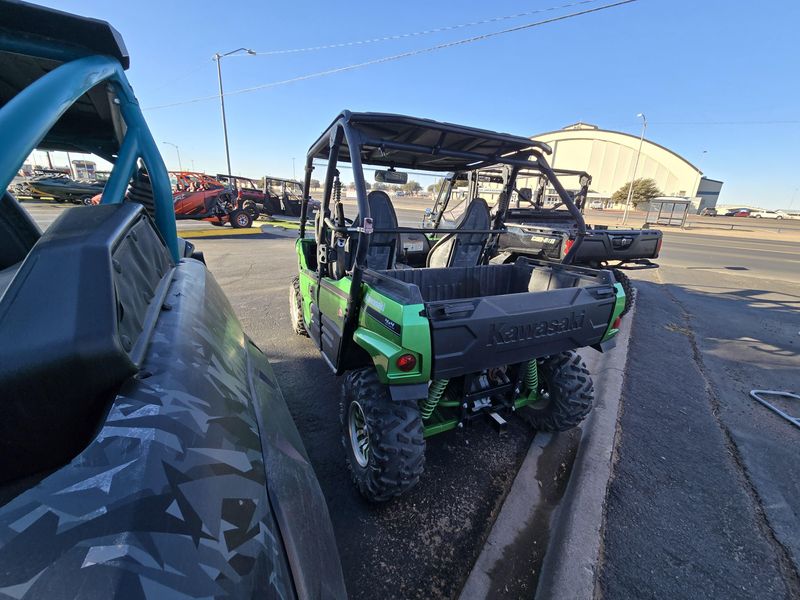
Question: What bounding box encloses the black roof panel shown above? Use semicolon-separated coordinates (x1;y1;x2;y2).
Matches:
309;111;550;172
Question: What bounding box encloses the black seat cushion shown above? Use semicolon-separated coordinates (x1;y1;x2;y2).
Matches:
0;204;172;483
427;198;491;268
356;191;400;270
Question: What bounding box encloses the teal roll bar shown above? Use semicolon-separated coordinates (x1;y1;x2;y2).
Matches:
0;55;179;260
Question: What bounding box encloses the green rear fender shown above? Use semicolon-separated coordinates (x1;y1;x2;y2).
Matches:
600;282;626;341
354;286;431;385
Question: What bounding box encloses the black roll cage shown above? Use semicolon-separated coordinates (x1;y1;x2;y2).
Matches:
298;110;590;340
433;166;592;219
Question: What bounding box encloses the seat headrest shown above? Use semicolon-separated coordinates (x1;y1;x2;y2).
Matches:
366;191;397;227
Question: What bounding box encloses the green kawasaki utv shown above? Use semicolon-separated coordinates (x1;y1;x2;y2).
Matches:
290;111;625;502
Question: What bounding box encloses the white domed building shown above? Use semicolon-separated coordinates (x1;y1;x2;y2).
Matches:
531;123;723;212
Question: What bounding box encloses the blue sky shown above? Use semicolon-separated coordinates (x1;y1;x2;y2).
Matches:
37;0;800;208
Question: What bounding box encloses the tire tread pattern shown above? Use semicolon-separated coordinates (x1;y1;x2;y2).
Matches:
289;276;308;336
611;268;635;317
525;351;594;432
340;368;425;502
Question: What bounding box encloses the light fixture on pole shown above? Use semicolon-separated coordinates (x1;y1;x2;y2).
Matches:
162;142;182;171
213;48;256;181
622;112;647;225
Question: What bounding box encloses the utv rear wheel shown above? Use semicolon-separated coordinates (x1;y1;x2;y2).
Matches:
230;209;252;229
81;196;93;206
340;368;425;502
611;268;634;317
524;351;593;432
289;276;308;336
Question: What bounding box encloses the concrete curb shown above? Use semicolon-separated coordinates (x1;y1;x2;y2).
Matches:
458;431;555;599
458;307;635;600
535;306;634;600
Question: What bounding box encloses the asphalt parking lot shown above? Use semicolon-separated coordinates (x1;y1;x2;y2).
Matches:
24;200;800;598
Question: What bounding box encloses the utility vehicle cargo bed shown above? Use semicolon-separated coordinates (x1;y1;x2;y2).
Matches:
499;220;662;263
368;260;618;379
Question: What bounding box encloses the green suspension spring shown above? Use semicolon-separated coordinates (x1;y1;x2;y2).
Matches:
524;360;539;396
420;379;449;420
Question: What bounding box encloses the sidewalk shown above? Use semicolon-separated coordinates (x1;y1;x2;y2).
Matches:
598;271;800;599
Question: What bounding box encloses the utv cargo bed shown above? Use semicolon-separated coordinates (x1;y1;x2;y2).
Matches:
499;221;663;264
366;259;619;379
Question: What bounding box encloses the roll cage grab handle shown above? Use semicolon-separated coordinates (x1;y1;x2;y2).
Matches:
0;55;180;261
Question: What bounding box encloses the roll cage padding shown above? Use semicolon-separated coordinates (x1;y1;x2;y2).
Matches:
426;197;491;268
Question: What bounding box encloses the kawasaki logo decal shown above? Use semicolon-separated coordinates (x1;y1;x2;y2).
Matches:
487;311;585;346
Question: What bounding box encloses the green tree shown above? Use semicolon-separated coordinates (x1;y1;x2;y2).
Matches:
403;180;422;194
612;178;661;208
427;178;444;193
309;178;321;189
373;182;387;191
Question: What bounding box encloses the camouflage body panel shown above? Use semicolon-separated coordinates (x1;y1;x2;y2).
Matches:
0;259;346;600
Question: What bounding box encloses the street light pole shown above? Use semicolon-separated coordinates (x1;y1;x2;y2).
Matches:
213;48;255;181
292;157;296;180
162;142;182;171
622;113;647;225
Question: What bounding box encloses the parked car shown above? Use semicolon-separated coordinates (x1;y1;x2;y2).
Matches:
589;200;604;209
750;209;784;219
700;207;717;216
722;208;750;217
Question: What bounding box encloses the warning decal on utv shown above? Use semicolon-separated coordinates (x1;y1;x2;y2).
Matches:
487;310;586;347
366;307;402;336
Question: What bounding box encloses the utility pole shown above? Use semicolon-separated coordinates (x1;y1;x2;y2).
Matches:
622;113;647;225
162;142;183;171
213;48;255;181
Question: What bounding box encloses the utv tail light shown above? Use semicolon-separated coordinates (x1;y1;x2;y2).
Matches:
612;316;622;329
396;353;417;372
563;238;574;256
655;237;663;257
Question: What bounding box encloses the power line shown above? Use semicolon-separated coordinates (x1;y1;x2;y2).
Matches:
144;0;639;111
145;1;603;96
244;0;605;56
650;120;800;125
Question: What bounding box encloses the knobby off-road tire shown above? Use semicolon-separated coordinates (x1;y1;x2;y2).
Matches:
524;351;594;432
340;367;425;502
288;276;308;337
611;268;635;317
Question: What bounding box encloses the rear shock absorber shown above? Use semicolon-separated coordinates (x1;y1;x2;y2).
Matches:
523;360;539;396
420;379;449;420
333;175;342;204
